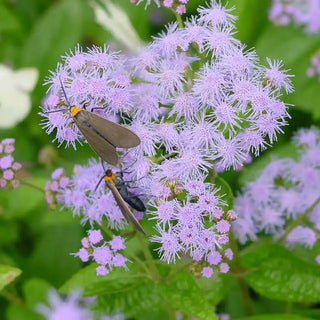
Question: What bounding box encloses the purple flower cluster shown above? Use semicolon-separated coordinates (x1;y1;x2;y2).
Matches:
233;127;320;250
149;178;236;276
58;158;144;229
39;1;294;274
36;289;93;320
132;0;189;15
75;229;128;276
37;289;125;320
0;138;21;189
269;0;320;32
40;45;129;149
307;49;320;81
41;1;292;176
45;167;70;209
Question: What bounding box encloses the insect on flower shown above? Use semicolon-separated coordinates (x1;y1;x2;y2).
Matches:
51;78;141;165
95;163;146;234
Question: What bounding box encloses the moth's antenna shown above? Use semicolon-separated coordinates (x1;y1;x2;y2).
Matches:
59;77;72;108
94;175;105;192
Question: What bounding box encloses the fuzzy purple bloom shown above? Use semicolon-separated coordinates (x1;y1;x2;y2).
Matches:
234;127;320;250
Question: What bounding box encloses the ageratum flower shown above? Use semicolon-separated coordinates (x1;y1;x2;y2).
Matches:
307;49;320;81
44;167;70;210
41;1;293;273
0;138;21;189
234;127;320;250
36;288;125;319
269;0;320;32
74;229;128;276
133;0;189;14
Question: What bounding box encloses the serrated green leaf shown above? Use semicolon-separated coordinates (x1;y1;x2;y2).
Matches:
61;264;147;295
157;270;218;320
61;264;161;317
242;244;320;302
236;314;314;320
94;277;161;317
0;264;21;291
196;273;225;306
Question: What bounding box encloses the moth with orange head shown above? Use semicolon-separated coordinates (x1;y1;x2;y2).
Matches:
102;169;145;234
60;78;140;165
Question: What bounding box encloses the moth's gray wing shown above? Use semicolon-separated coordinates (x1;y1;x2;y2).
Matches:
74;118;119;165
106;180;145;234
87;112;140;148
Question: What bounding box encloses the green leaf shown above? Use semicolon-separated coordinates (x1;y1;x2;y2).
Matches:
196;272;225;306
25;221;82;287
255;25;320;65
238;142;298;186
0;4;21;33
236;315;314;320
61;264;162;317
0;219;19;245
255;24;320;119
20;0;86;74
0;177;45;218
0;264;22;291
23;278;52;309
6;305;42;320
227;0;271;46
242;244;320;302
157;270;218;320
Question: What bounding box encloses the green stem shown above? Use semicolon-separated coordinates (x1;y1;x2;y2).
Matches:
20;179;44;193
208;167;217;184
229;231;254;316
137;232;160;281
277;195;320;243
125;250;151;276
171;8;184;28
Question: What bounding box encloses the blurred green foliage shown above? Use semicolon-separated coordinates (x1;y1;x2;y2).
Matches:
1;0;320;319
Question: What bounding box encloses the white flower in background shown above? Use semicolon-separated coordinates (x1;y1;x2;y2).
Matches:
90;0;142;52
0;64;38;129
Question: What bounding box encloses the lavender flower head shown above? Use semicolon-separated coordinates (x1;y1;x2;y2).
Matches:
41;1;293;275
36;289;93;320
233;127;320;250
269;0;320;32
58;158;145;230
306;49;320;81
0;138;21;189
74;229;128;276
132;0;189;15
36;288;125;319
45;167;70;210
